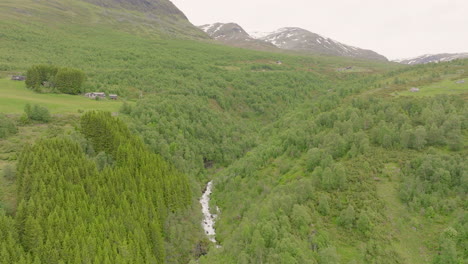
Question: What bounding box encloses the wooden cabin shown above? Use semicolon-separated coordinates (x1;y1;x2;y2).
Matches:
11;75;26;81
85;92;106;99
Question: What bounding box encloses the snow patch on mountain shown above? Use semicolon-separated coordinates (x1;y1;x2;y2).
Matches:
202;24;387;61
394;53;468;65
253;27;387;61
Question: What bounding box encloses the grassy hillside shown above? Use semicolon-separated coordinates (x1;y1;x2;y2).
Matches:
0;0;466;263
0;0;206;39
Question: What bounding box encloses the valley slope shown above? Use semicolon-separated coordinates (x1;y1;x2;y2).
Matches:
0;1;466;264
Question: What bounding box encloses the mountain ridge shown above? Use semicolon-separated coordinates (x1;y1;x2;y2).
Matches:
200;23;387;61
198;23;278;51
82;0;187;15
258;27;388;61
393;53;468;64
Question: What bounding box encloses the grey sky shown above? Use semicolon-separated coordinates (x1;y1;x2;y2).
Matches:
170;0;468;59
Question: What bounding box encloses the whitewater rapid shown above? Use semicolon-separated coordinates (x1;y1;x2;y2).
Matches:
200;181;220;247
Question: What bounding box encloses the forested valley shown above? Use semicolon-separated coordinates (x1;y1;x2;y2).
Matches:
0;1;467;263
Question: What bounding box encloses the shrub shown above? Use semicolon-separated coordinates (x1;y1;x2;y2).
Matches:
120;102;132;115
24;104;51;123
338;205;356;228
3;164;15;180
0;114;17;138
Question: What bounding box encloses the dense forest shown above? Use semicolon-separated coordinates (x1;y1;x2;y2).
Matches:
0;112;192;263
200;94;466;263
0;1;467;263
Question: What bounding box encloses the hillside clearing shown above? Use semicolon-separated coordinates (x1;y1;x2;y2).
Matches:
397;78;468;97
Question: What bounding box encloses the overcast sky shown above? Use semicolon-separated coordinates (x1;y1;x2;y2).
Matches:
170;0;468;59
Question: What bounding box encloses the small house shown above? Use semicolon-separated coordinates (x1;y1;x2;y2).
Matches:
345;66;353;70
456;80;465;84
276;60;283;65
109;94;118;100
85;92;106;99
11;75;26;81
409;87;420;92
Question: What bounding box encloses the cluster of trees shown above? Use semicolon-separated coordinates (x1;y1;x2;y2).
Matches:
433;221;467;264
124;95;256;176
26;65;86;94
399;154;466;263
400;153;466;215
0;111;192;263
25;64;58;90
116;56;351;180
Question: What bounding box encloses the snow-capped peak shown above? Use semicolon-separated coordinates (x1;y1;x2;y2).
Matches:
200;23;388;61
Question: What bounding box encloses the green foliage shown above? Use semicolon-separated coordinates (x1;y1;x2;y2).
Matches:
25;64;58;91
319;247;340;264
433;227;461;264
54;67;86;94
25;65;85;94
94;151;114;170
0;111;192;263
0;2;467;262
2;164;15;180
356;211;371;234
120;101;132;115
338;205;356;229
0;114;17;138
318;195;330;216
127;95;258;175
291;204;312;237
399;153;466;215
203;86;466;263
24;104;51;123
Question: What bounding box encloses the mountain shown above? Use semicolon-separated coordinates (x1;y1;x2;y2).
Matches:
1;0;206;39
394;53;468;64
257;27;388;61
201;24;388;61
198;23;277;50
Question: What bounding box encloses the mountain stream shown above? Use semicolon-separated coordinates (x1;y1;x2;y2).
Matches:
200;181;220;247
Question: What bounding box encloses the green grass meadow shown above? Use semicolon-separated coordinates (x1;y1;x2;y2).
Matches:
398;78;468;97
0;78;122;114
